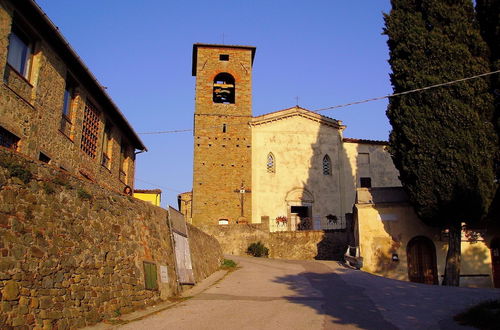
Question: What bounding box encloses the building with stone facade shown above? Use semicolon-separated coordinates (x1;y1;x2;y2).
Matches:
189;43;401;228
0;0;146;192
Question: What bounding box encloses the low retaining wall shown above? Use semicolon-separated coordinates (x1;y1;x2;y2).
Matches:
197;224;348;260
0;148;222;328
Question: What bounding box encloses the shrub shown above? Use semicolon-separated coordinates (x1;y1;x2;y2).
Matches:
6;163;32;183
221;258;237;269
247;241;269;257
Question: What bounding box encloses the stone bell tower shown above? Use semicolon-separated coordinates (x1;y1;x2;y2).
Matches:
191;43;255;225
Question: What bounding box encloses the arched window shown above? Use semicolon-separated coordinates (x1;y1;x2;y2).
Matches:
213;73;235;104
323;154;331;175
267;153;275;173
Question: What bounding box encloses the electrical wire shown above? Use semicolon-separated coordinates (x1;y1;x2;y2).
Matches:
135;178;184;193
137;69;500;135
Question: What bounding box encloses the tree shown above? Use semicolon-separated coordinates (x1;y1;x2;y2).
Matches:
476;0;500;219
384;0;497;286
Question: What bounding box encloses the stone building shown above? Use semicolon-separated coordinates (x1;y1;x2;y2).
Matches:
190;43;401;227
0;0;146;191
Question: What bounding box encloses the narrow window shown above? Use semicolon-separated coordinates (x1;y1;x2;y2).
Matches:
38;152;50;163
220;54;229;61
7;25;33;78
0;126;20;150
119;142;129;183
80;102;100;158
143;262;158;290
222;123;227;133
267;153;275;173
60;75;77;137
213;73;235;104
323;154;332;175
101;121;113;168
360;177;372;188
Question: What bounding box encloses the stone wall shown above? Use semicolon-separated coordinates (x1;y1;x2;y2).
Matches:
187;224;223;282
197;223;348;261
0;148;222;328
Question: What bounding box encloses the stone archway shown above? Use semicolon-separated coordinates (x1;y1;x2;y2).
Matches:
407;236;438;285
285;188;314;230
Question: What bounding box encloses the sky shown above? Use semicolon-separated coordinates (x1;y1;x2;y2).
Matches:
35;0;394;208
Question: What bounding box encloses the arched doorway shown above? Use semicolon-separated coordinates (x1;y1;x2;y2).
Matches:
285;188;314;230
491;238;500;288
407;236;438;285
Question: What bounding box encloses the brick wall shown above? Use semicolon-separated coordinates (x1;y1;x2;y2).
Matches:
192;45;254;225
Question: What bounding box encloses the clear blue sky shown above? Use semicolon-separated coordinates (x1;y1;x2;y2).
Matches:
35;0;393;208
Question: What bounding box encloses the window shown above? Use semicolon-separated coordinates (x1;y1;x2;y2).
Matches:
60;76;77;137
323;154;332;175
80;102;100;158
0;126;20;150
119;142;129;182
360;177;372;188
219;54;229;61
7;25;33;78
213;73;235;104
222;124;227;133
143;262;158;290
267;153;275;173
101;121;113;168
38;152;50;163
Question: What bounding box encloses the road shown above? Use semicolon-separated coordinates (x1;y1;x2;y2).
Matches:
119;255;500;330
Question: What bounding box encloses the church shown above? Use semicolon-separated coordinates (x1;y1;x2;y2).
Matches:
179;43;500;288
182;43;401;230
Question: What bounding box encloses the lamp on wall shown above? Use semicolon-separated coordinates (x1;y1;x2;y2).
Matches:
392;253;399;262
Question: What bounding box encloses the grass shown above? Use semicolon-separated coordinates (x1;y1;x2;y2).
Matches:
77;187;92;200
454;299;500;330
221;258;237;270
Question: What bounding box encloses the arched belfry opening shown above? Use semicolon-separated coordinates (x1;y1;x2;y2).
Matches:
213;73;235;104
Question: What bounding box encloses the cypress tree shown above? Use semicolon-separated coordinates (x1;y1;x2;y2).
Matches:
476;0;500;219
384;0;497;286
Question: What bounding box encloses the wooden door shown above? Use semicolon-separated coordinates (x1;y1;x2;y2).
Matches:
407;236;438;285
491;238;500;288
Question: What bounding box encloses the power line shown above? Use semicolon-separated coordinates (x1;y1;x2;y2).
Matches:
137;69;500;135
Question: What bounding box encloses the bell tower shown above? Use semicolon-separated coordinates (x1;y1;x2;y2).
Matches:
191;43;255;225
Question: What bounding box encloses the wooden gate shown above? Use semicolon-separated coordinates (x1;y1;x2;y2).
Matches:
173;232;195;284
491;238;500;288
407;236;438;285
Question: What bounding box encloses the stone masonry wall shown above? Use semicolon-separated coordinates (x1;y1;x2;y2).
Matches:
186;224;223;283
197;223;348;261
0;148;222;329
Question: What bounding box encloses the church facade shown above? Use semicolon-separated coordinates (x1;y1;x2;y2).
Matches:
189;43;401;228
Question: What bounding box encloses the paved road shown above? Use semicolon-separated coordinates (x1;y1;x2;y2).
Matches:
120;256;500;330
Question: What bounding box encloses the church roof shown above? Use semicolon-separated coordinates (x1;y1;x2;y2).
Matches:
251;106;344;129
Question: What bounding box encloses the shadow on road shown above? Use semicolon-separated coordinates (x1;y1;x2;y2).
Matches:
273;262;398;329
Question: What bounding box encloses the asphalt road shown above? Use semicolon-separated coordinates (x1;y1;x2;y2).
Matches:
119;255;500;330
